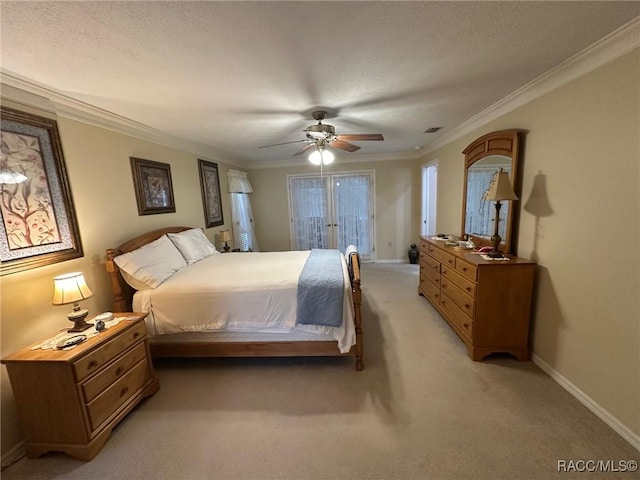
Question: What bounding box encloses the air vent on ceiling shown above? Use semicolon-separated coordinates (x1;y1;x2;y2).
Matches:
424;127;443;133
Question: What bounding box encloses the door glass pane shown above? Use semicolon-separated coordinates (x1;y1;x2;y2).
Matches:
333;174;373;261
289;176;329;250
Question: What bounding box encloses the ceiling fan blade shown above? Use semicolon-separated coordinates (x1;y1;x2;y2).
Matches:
331;139;361;152
258;139;308;149
292;143;316;157
336;134;384;141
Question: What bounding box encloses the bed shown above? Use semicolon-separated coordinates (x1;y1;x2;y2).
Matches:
105;227;363;370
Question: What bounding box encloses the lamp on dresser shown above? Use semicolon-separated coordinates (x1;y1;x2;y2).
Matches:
52;272;94;332
482;168;519;258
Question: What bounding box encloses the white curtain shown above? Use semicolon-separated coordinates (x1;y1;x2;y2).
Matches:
289;176;329;250
227;170;259;251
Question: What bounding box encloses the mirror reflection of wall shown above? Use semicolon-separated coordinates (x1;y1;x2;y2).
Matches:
465;155;511;240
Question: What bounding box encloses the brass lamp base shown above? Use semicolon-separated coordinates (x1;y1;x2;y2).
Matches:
488;233;504;258
67;309;92;333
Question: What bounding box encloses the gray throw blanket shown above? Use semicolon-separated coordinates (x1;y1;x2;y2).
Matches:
296;249;344;327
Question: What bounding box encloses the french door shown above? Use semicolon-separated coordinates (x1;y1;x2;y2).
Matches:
288;172;374;261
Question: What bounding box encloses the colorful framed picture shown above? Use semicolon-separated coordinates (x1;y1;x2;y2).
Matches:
198;159;223;227
130;157;176;215
0;106;84;276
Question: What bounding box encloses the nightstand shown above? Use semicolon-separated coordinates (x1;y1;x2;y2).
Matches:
1;312;159;461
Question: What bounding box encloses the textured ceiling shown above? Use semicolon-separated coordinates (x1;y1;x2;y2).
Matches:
1;1;638;166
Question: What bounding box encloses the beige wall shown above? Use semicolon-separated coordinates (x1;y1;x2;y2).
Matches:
421;50;640;439
0;101;234;458
249;159;421;261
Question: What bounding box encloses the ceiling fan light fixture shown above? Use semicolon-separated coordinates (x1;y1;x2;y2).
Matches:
308;148;334;165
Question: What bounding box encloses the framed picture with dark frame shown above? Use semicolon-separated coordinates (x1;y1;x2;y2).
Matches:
130;157;176;215
0;106;84;276
198;159;224;227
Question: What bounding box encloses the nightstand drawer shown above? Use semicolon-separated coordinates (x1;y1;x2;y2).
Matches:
82;343;148;403
73;322;147;382
86;358;151;431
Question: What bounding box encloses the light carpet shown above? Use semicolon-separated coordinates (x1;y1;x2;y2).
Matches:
2;263;638;479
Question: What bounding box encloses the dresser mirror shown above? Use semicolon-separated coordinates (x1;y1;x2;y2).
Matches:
461;130;522;254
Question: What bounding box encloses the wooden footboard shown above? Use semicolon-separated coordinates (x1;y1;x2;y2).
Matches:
104;227;363;370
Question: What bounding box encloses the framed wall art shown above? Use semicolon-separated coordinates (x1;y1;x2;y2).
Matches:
0;106;84;276
130;157;176;215
198;159;224;227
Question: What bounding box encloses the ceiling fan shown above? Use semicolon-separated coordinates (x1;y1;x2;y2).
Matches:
258;110;384;158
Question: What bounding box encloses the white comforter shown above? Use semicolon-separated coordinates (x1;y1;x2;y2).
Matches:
133;251;355;353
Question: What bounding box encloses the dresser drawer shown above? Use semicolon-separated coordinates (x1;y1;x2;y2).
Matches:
86;358;151;432
455;258;477;281
429;245;456;268
82;343;148;403
420;240;430;257
423;277;440;304
441;277;475;317
440;293;473;342
441;265;476;297
73;322;147;382
423;258;440;283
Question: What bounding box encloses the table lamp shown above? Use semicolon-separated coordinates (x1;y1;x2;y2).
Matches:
52;272;94;332
482;168;518;258
220;230;232;252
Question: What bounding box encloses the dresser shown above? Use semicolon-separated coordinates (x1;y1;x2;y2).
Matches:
1;313;159;461
419;236;535;361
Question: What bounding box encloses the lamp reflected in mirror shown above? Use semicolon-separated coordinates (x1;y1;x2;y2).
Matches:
482;168;519;258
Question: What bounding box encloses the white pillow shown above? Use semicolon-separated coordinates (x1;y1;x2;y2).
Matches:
167;228;219;264
114;235;187;289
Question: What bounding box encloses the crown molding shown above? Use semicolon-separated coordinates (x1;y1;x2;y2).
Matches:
0;70;247;167
244;150;422;170
425;16;640;155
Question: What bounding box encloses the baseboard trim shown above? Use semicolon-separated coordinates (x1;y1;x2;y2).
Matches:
531;353;640;452
1;441;24;470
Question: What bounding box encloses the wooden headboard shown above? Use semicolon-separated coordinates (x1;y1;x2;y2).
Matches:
105;226;191;312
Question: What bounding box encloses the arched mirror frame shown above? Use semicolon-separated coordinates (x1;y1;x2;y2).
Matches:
461;129;522;255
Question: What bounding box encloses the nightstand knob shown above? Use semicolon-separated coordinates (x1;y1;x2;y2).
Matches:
88;360;98;371
120;386;129;398
115;366;125;376
132;332;140;340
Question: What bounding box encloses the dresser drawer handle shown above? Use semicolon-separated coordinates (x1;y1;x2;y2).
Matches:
466;287;471;292
462;267;467;272
463;323;470;329
120;386;129;398
115;366;125;376
87;360;98;371
465;304;470;309
132;332;141;340
448;259;453;264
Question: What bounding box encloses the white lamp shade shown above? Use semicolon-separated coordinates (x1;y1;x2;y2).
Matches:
52;272;93;305
482;169;519;201
308;149;335;165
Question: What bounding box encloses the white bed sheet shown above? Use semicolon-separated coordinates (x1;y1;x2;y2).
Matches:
133;251;355;353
